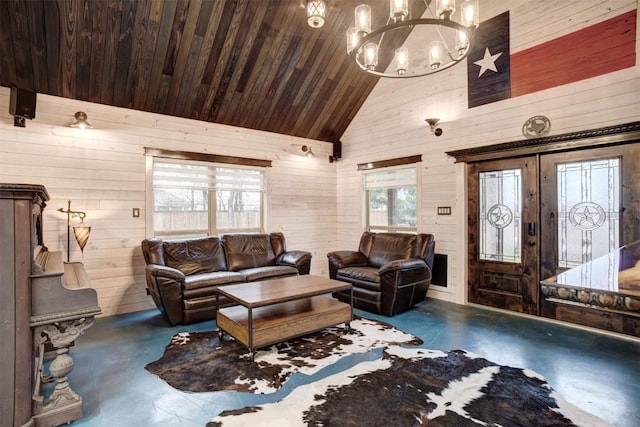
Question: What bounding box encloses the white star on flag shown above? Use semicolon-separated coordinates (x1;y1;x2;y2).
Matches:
474;47;503;77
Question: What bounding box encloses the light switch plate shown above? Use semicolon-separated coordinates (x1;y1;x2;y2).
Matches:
437;206;452;215
132;208;140;218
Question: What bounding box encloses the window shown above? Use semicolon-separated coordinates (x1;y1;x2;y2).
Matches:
478;169;522;263
557;158;620;268
151;158;266;237
364;166;417;232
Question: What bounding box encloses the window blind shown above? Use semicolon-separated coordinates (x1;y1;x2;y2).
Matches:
153;160;265;192
364;167;416;190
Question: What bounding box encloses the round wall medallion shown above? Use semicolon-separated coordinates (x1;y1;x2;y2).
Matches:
522;115;551;138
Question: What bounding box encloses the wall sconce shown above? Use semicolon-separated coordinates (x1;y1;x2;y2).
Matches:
301;145;315;158
70;111;93;129
58;200;91;262
425;118;443;136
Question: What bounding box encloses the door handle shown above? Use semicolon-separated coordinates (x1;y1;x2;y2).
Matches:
528;222;536;236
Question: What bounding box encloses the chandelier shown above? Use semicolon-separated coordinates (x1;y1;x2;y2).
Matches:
347;0;479;78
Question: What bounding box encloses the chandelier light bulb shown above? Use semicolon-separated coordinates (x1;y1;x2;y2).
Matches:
347;27;359;54
429;41;443;70
355;4;371;35
436;0;455;19
364;42;378;70
395;47;408;75
455;31;469;56
461;0;479;27
390;0;409;23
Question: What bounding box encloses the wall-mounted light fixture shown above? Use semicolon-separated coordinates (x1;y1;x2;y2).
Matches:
58;200;91;262
70;111;93;129
425;118;443;136
301;145;315;158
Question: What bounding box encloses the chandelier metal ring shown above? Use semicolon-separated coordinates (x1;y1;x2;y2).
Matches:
349;18;476;78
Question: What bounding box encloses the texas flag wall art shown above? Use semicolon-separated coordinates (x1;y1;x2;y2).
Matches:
467;9;637;108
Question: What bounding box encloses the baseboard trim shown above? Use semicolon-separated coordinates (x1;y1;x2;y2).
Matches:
465;302;640;343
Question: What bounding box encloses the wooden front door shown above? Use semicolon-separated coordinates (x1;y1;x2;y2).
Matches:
467;157;539;315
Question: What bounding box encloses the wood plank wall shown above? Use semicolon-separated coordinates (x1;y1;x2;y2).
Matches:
0;89;335;316
0;0;637;316
339;0;640;303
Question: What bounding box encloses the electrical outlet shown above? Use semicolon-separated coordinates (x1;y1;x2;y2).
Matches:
132;208;140;218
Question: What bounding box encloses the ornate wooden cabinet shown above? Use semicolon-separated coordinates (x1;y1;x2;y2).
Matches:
0;184;101;427
0;184;49;427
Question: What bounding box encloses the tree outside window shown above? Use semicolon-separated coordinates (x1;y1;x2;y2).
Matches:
365;167;417;232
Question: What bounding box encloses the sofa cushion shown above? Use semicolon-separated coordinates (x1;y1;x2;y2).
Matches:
163;237;227;275
183;271;246;290
182;271;246;300
367;233;417;268
336;266;381;291
222;234;276;271
241;265;298;282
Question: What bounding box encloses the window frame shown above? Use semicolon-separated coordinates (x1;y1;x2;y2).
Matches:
362;163;420;233
145;149;270;238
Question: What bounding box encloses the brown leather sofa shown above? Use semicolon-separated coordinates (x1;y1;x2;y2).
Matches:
327;232;435;316
141;232;311;325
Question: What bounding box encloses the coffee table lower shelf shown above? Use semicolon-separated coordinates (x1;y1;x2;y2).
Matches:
217;296;351;359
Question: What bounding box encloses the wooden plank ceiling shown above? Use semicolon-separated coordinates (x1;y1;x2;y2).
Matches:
0;0;427;143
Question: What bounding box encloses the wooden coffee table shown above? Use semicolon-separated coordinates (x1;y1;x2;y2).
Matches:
215;275;353;360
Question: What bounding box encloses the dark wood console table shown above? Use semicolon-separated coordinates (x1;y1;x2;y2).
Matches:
540;241;640;337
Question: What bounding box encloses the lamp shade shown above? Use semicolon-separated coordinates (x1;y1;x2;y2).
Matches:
306;0;326;28
73;224;91;255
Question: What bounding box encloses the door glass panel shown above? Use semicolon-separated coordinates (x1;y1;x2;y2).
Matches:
557;158;620;269
479;169;522;263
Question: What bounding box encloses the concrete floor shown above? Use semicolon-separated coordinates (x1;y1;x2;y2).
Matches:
66;299;640;427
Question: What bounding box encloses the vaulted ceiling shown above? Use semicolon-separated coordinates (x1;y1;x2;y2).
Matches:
0;0;427;143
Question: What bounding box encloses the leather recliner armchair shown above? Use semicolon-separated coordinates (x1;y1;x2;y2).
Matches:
327;232;435;316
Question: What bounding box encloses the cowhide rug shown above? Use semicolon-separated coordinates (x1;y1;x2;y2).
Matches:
208;347;610;427
145;317;423;394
